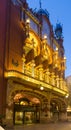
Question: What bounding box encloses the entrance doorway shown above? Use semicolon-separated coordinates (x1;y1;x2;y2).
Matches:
15;111;23;124
13;97;40;124
24;112;35;124
14;111;36;124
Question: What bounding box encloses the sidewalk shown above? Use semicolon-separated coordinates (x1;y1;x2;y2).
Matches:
5;122;71;130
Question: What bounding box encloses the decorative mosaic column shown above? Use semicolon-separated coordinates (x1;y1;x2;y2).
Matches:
44;69;50;83
47;99;51;119
59;105;67;121
60;77;63;89
30;60;35;77
56;75;59;88
51;72;55;86
63;81;67;91
38;65;43;80
6;79;14;126
22;54;26;73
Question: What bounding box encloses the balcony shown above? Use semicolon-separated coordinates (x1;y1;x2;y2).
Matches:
5;69;68;96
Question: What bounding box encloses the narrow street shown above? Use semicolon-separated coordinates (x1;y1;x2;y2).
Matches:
6;122;71;130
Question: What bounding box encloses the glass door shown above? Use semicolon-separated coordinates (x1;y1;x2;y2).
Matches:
15;112;23;124
24;112;35;124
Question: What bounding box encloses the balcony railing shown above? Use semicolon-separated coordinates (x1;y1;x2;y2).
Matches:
5;69;68;96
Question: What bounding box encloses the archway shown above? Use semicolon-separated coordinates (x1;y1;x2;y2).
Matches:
6;79;48;125
13;92;41;124
50;97;67;121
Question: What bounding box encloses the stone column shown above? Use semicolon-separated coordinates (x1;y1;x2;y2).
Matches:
51;72;55;86
59;112;67;121
44;69;50;83
6;79;14;126
47;99;51;119
30;60;35;77
22;54;26;73
38;65;43;80
60;77;63;89
56;75;59;88
63;81;67;91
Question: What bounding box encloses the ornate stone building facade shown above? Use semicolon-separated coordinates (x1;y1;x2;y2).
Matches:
66;76;71;120
0;0;69;125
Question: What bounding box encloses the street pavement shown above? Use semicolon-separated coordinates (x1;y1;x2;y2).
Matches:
5;122;71;130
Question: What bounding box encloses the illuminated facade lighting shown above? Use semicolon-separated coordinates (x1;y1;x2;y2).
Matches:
0;0;69;125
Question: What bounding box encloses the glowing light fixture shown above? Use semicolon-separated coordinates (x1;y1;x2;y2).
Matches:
43;34;47;39
55;47;58;51
64;56;66;60
65;94;69;98
40;86;44;90
26;18;30;24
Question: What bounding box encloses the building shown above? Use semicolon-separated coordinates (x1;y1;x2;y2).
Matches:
66;76;71;121
0;0;69;125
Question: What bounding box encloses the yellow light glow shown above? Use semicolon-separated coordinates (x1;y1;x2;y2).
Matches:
4;71;68;95
26;18;30;24
65;94;69;98
43;35;47;39
56;47;58;51
64;56;66;60
40;86;44;90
